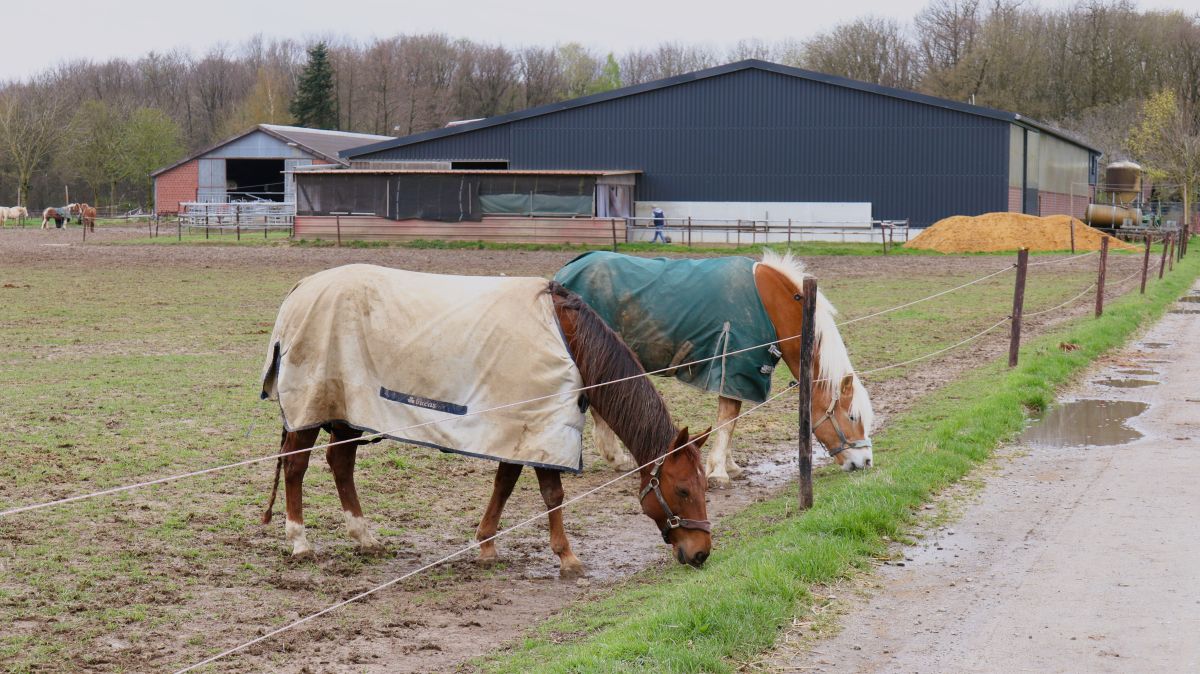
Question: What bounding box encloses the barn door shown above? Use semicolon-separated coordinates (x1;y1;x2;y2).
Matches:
283;159;301;204
198;159;226;203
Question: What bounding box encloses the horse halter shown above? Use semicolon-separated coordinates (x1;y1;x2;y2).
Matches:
639;457;711;544
812;386;873;458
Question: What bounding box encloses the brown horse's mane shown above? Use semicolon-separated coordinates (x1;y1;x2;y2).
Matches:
548;281;677;465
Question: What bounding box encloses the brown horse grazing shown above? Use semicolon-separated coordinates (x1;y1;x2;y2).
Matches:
77;203;97;232
259;264;712;575
40;204;78;229
555;250;874;488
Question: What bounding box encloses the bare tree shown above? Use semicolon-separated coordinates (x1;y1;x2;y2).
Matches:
804;17;920;89
0;78;71;206
519;46;565;107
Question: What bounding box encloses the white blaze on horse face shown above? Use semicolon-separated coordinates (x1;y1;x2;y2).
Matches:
286;519;312;556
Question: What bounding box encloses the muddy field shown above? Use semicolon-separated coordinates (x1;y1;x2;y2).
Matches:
0;227;1149;672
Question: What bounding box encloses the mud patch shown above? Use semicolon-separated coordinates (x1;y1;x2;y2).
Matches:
1094;378;1157;389
1021;399;1148;448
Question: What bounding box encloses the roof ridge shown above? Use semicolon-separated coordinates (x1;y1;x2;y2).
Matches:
341;59;1098;158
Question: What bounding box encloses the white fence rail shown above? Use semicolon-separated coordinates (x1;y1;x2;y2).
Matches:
623;217;911;245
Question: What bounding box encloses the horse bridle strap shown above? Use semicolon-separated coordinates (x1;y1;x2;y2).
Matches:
812;392;872;457
639;458;711;544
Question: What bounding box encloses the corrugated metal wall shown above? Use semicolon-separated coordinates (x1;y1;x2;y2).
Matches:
355;68;1015;226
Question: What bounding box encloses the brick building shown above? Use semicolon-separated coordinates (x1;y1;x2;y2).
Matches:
152;124;392;214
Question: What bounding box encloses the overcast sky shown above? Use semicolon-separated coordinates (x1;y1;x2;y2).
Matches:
5;0;1197;81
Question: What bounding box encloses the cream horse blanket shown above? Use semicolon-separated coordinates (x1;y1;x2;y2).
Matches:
261;264;587;472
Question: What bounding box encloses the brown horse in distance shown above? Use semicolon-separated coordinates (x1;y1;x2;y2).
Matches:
77;203;97;232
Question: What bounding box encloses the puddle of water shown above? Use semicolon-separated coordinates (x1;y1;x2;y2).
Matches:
1169;309;1200;314
1095;378;1157;389
1021;399;1148;448
1142;342;1172;349
1177;295;1200;303
1116;368;1158;376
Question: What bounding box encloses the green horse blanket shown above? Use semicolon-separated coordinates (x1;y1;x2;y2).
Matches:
554;252;781;403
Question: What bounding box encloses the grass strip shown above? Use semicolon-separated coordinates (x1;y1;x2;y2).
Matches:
482;246;1200;673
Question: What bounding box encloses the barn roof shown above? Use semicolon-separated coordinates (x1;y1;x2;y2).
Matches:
151;125;394;177
342;59;1099;158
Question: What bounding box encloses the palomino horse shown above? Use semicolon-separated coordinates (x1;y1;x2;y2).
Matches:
77;203;97;232
555;250;874;488
259;264;712;575
0;206;28;226
40;204;78;229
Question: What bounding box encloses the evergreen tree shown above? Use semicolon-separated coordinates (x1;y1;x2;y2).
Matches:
289;42;338;129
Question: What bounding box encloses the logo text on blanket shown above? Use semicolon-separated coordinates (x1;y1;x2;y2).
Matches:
379;387;468;415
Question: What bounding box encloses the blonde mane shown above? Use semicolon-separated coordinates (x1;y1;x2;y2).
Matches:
759;250;874;433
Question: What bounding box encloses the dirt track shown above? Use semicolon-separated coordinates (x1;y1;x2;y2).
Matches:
764;287;1200;673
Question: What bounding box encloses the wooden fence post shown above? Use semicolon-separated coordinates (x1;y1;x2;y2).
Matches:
1159;233;1170;279
687;216;693;248
1168;235;1175;272
1140;235;1151;294
336;214;342;248
787;218;792;248
1070;219;1076;254
1095;236;1109;318
177;217;181;241
610;218;618;252
1008;248;1029;367
797;277;817;510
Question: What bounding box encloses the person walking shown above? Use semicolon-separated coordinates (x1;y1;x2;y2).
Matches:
651;206;667;244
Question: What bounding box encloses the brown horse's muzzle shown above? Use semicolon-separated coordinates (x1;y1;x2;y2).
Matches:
671;529;712;568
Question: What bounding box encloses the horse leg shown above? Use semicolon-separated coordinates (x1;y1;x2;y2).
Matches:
592;410;637;471
534;467;584;579
476;462;522;565
326;424;384;555
282;427;320;557
704;396;743;489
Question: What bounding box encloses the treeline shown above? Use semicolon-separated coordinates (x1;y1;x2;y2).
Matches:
0;0;1197;210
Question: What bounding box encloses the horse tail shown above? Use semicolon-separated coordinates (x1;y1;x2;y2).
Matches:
261;429;286;524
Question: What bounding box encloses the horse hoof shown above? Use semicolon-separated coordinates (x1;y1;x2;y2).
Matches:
725;463;745;480
559;561;585;579
614;460;638;472
291;548;316;561
359;542;388;557
709;475;732;490
476;553;500;567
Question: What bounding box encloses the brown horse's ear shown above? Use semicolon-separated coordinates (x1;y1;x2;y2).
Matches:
689;426;712;451
672;426;690;449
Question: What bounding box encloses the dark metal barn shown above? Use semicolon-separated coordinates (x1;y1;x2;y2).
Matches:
342;60;1099;228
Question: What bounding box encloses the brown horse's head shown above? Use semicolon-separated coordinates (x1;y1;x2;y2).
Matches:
639;427;712;567
755;250;875;471
811;373;874;471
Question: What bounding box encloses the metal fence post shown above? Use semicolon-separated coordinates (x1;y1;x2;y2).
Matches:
1095;236;1109;318
1140;235;1151;294
687;216;692;248
787;218;792;248
1009;248;1029;367
797;276;817;510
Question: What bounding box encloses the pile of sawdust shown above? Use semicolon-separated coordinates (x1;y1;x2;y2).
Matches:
907;213;1137;253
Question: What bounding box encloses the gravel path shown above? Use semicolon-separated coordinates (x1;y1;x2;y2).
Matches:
764;284;1200;673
